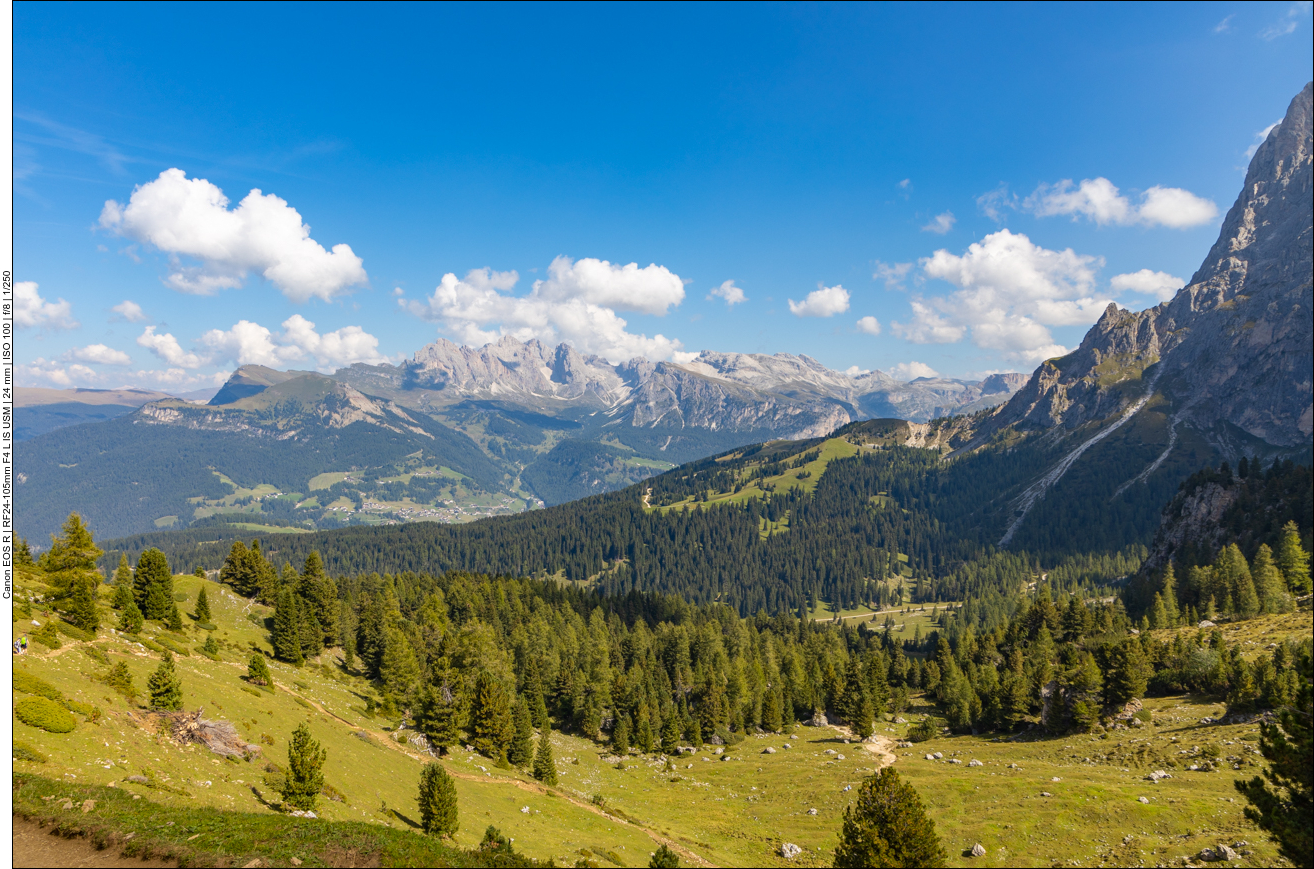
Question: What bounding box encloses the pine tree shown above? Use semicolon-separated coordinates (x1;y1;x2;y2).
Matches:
299;551;338;647
637;713;655;753
134;548;175;621
248;653;273;687
379;626;419;699
833;768;948;868
69;575;100;634
1104;638;1149;709
612;713;632;755
417;761;459;837
118;599;144;633
417;670;463;754
649;844;681;867
148;652;183;711
14;536;34;566
509;696;534;767
854;693;876;740
42;513;102;598
194;566;206;581
220;541;255;596
194;584;213;623
1149;594;1168;630
660;710;681;754
103;661;137;702
1235;652;1312;867
763;686;783;732
282;723;326;812
201;633;220;658
469;671;514;761
273;589;304;665
166;603;184;632
532;722;558;785
1276;520;1312;594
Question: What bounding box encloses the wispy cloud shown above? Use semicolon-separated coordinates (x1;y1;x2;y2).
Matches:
1259;3;1310;40
1245;121;1282;160
921;211;956;234
1214;14;1234;33
873;260;913;289
14;111;132;174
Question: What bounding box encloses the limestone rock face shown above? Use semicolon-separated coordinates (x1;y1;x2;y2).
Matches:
990;82;1313;451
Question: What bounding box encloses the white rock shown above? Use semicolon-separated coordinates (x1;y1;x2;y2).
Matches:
1051;776;1061;782
933;752;943;759
521;806;530;814
970;843;986;857
781;842;802;859
968;759;983;767
807;808;818;815
925;753;936;761
1138;797;1150;804
762;747;777;754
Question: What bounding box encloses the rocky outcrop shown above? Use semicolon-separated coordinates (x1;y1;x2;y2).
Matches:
988;82;1313;451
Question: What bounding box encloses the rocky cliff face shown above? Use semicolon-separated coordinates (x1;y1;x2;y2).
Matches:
989;81;1313;452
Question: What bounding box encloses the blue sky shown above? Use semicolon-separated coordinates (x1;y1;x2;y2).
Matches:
14;1;1313;391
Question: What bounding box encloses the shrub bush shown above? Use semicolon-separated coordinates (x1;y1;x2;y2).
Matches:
13;671;65;702
13;741;48;763
907;717;941;743
32;623;62;649
16;696;77;733
80;645;110;666
65;700;103;723
55;621;95;642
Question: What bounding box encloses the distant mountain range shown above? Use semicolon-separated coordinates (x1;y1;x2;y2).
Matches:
16;335;1025;543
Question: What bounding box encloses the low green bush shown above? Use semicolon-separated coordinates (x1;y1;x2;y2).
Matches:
240;685;263;698
174;592;189;602
80;645;110;666
55;621;95;642
194;622;218;631
154;635;191;657
65;700;103;723
13;741;48;763
906;717;941;743
13;671;65;702
134;636;166;654
16;696;77;733
31;623;61;650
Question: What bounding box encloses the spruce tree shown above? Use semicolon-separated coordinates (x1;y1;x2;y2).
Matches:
194;566;206;581
220;541;255;596
201;633;220;658
166;603;184;632
69;575;100;634
763;686;783;732
417;761;459;837
118;599;144;634
148;652;183;711
194;584;213;623
282;723;326;811
532;722;558;785
509;696;534;767
1104;638;1149;708
470;671;513;761
379;626;419;699
300;551;338;647
42;513;102;600
1276;520;1312;593
104;661;137;702
248;653;273;687
1237;572;1261;620
637;714;655;753
834;768;947;868
273;589;305;665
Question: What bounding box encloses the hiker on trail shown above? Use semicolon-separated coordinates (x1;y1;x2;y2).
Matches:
21;636;28;653
12;641;19;655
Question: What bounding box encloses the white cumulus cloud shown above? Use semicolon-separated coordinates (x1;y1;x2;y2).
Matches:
534;255;684;315
65;344;132;366
1024;177;1217;228
894;229;1108;363
15;281;78;330
99;168;368;302
404;262;689;364
856;316;882;335
922;211;956;234
277;315;391;369
888;361;940;381
788;284;850;318
138;326;207;369
1110;269;1186;302
111;300;148;322
706;279;747;306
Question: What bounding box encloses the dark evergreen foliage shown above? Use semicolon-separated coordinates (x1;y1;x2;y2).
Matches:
833;768;947;868
418;761;459;838
282;723;327;811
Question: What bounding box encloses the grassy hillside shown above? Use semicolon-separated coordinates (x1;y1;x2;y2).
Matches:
13;556;1308;867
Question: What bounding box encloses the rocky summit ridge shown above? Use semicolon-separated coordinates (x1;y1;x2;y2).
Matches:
988;81;1313;454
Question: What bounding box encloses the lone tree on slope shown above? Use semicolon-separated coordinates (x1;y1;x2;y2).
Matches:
281;722;326;812
417;761;459;838
833;767;947;868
